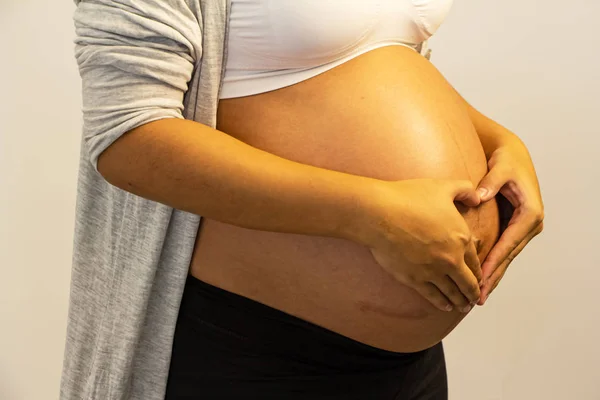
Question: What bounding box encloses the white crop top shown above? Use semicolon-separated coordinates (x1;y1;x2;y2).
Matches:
219;0;454;99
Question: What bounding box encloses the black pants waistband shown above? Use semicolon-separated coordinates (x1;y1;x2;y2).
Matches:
166;274;448;399
179;273;432;371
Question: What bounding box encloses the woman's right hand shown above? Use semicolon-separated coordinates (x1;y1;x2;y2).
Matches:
356;178;483;313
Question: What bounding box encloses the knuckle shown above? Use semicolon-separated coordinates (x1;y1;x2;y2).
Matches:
536;221;544;234
419;284;441;305
511;238;521;249
442;283;458;297
528;206;544;225
465;282;481;300
455;231;472;245
419;268;436;282
402;273;415;285
447;288;467;305
439;253;461;270
423;285;438;297
404;272;420;285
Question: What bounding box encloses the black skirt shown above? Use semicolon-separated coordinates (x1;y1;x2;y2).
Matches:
165;273;448;400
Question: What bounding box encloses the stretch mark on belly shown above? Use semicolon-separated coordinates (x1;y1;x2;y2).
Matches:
443;120;485;241
443;119;474;183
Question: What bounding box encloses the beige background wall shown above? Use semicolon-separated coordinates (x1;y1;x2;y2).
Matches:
0;1;598;399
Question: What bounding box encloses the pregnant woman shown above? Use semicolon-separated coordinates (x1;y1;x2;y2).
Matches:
61;0;544;399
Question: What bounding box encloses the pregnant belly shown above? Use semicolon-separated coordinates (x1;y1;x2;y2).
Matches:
189;45;500;352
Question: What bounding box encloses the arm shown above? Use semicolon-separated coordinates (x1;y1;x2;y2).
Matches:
462;97;527;160
99;117;372;242
455;90;545;305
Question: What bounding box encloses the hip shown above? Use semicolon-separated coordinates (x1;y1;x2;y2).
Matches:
165;273;448;400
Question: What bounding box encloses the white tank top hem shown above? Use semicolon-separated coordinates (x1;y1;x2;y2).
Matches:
220;0;453;100
220;40;417;99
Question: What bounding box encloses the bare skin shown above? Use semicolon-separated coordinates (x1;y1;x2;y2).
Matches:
189;45;500;353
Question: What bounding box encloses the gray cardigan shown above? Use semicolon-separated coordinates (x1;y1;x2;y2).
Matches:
61;1;430;398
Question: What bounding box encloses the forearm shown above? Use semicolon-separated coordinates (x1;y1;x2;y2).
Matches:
454;90;526;158
98;118;374;243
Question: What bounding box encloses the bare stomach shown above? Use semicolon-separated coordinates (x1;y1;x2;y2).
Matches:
189;45;500;353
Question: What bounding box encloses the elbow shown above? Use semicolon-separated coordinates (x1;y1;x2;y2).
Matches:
91;119;167;191
96;145;116;184
91;123;142;189
85;114;182;188
94;135;128;189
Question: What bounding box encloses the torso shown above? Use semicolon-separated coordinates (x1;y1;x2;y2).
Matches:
189;45;500;353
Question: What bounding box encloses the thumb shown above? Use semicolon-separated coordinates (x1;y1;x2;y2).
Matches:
477;166;508;202
448;179;481;207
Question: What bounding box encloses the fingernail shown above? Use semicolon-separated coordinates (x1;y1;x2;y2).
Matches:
477;188;488;199
479;279;484;287
461;305;472;313
445;304;453;312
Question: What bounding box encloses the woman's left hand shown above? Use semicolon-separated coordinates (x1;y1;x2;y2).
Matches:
475;138;544;305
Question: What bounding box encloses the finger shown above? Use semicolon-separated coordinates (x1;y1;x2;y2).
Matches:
476;164;511;202
480;207;533;282
447;262;481;304
414;282;454;312
480;220;543;305
448;180;481;207
480;223;541;304
478;257;511;306
432;276;473;312
478;255;513;306
464;239;483;285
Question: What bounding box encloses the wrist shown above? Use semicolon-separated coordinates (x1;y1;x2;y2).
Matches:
469;109;522;159
480;129;516;159
338;176;388;247
488;133;530;164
